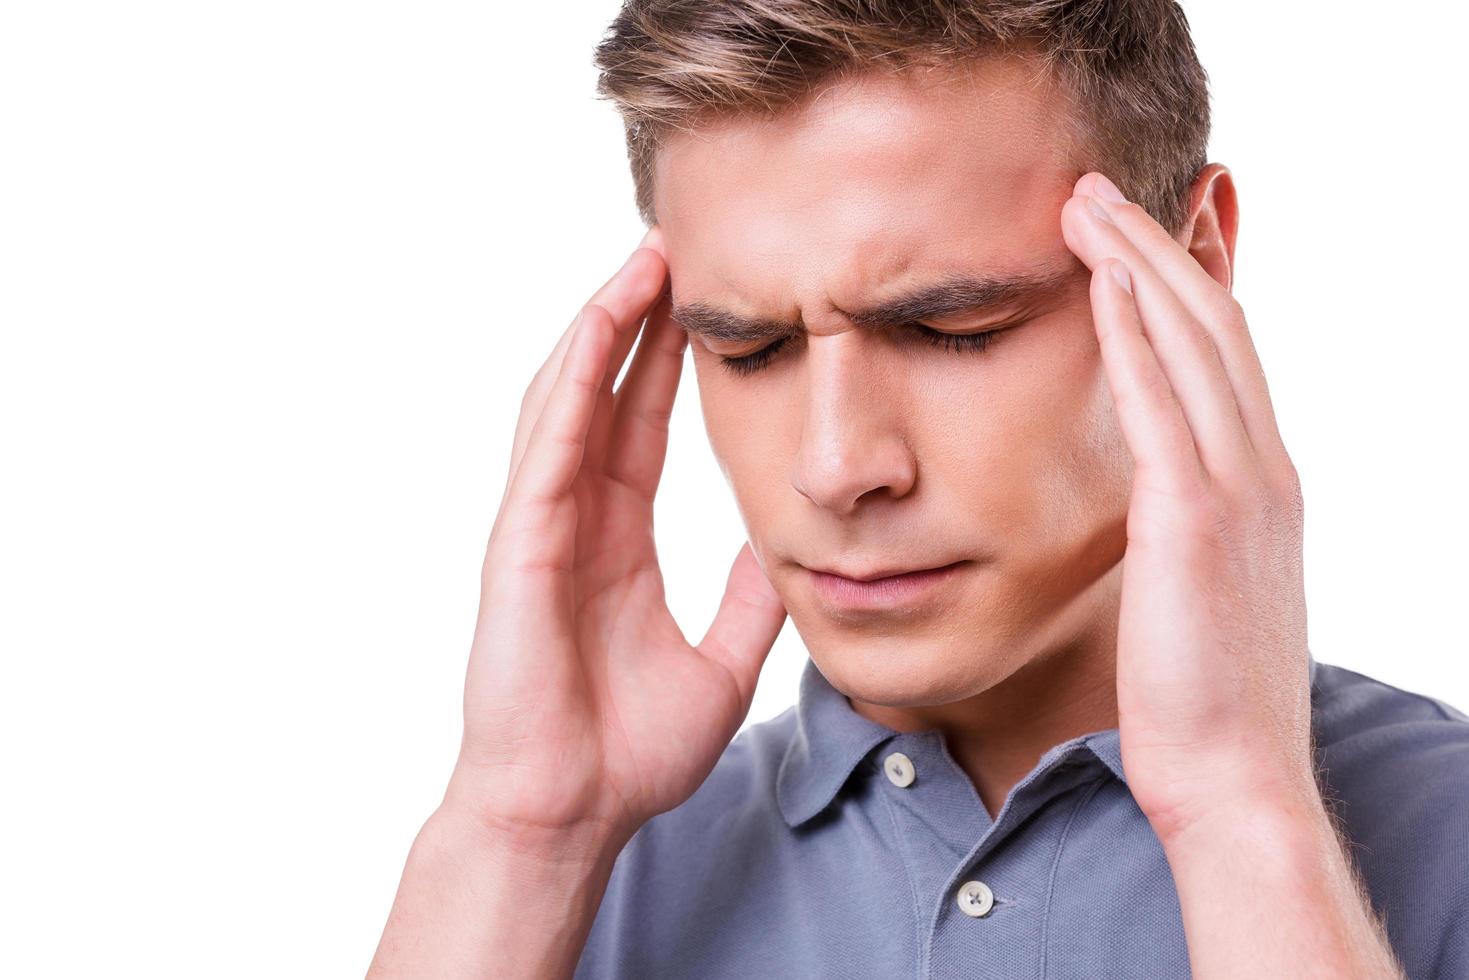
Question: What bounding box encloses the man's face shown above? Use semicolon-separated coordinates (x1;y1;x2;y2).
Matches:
653;57;1138;708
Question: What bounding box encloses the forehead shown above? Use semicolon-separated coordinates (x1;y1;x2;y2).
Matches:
652;56;1085;320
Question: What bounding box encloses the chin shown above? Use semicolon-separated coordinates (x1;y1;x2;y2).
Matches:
796;618;1024;708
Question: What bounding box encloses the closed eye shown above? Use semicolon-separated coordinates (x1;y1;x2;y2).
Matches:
716;321;1022;378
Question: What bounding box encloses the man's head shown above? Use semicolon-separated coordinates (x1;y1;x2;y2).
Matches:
592;1;1235;711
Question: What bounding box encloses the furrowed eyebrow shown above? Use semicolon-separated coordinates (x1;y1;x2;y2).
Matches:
670;267;1077;345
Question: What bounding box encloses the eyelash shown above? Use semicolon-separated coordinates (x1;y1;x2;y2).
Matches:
717;323;1017;378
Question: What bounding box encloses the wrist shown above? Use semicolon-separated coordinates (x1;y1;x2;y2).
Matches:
426;794;636;870
1138;749;1324;849
1153;780;1406;979
368;795;634;979
1152;777;1331;860
440;761;641;856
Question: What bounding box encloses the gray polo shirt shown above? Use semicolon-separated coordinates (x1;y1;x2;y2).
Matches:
574;653;1469;978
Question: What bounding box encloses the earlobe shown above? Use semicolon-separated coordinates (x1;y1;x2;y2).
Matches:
1181;163;1239;293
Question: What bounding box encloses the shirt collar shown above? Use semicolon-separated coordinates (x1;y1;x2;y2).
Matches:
776;657;898;828
776;649;1320;829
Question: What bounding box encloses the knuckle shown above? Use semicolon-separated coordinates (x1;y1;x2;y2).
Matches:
1206;283;1243;316
567;370;602;400
1173;481;1242;542
1192;494;1237;540
546;427;587;454
1276;467;1306;524
1277;456;1303;494
1250;458;1304;523
1192;325;1223;365
1175;468;1304;557
636;402;674;434
1240;479;1303;539
1137;370;1181;412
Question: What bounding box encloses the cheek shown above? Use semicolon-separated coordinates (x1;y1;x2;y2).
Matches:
689;348;746;467
930;329;1130;544
1051;341;1133;517
1009;340;1132;556
689;349;789;515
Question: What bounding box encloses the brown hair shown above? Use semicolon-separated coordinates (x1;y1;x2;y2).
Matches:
592;0;1210;237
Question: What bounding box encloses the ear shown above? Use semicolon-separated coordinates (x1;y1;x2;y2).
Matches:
1178;163;1239;293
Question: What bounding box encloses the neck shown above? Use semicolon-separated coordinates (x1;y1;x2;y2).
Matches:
846;563;1121;820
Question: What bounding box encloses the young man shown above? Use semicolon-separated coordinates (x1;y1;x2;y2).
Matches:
369;2;1468;977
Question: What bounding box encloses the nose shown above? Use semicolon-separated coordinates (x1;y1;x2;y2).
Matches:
789;336;918;514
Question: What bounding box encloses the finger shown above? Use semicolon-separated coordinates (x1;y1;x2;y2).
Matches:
1089;258;1209;503
1062;191;1256;485
498;304;615;566
604;287;688;501
599;226;670;396
582;252;671;477
505;242;662;495
1075;171;1289;465
501;235;666;505
696;542;788;710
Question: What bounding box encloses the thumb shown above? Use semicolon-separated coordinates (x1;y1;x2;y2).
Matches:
697;541;788;708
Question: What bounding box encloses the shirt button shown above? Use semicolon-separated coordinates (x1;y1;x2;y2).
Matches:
956;880;994;918
882;751;916;787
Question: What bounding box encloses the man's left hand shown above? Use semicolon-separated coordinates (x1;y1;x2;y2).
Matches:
1058;170;1317;844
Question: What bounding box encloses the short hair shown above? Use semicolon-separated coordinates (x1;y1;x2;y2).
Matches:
592;0;1211;237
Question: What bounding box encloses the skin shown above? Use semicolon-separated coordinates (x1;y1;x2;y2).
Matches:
652;58;1148;819
369;52;1406;980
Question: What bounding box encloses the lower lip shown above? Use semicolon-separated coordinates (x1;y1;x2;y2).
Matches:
807;561;968;611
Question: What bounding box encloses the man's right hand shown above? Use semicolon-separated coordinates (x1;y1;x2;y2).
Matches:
446;228;790;849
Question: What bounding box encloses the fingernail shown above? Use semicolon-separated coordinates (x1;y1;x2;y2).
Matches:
1086;196;1115;224
1093;174;1127;203
1109;260;1133;294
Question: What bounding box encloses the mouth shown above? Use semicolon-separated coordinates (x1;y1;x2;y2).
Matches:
804;559;970;612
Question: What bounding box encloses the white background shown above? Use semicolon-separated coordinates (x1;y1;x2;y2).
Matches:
2;2;1465;977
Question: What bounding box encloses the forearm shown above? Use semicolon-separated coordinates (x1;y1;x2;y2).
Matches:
1158;791;1406;980
367;803;632;980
